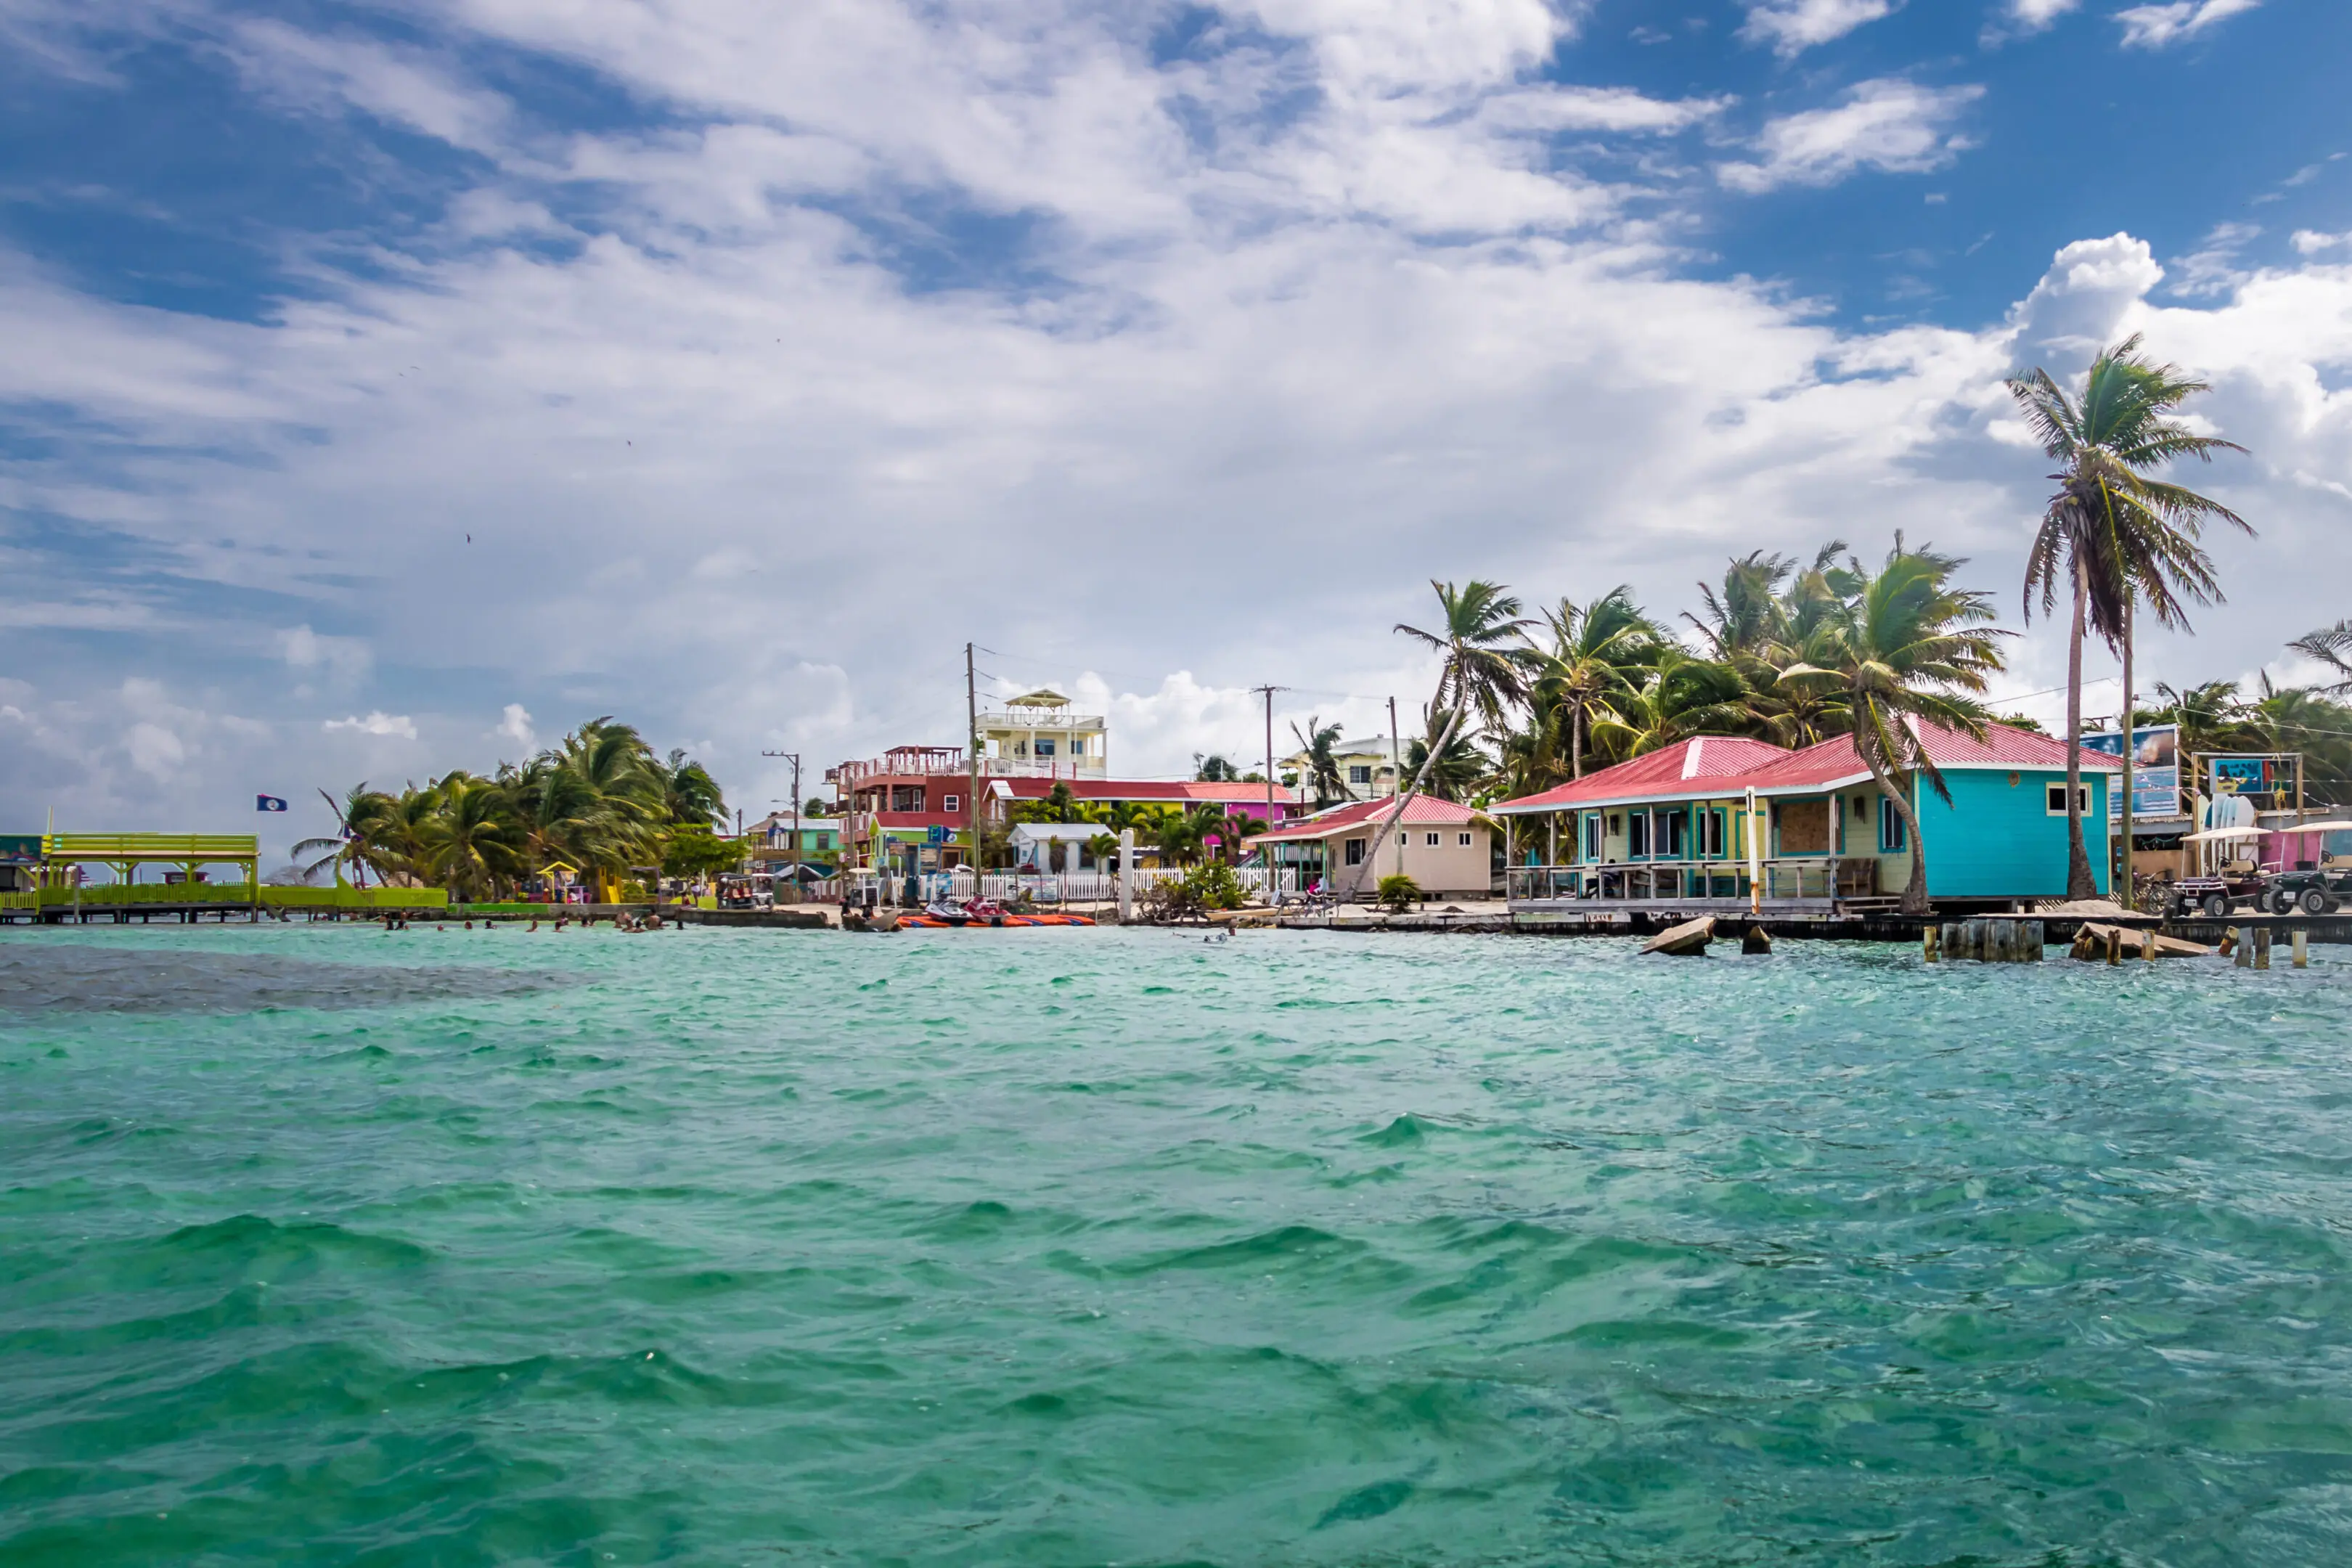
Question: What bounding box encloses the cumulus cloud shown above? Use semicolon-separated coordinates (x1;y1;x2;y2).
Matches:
1718;80;1985;192
497;703;535;748
2292;230;2352;255
2115;0;2261;49
2169;221;2261;298
324;712;418;740
1738;0;1899;57
2007;0;2081;25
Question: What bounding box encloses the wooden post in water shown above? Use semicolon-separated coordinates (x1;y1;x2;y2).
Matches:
2234;928;2252;966
2255;927;2272;970
2024;920;2044;960
2141;928;2157;963
2104;927;2122;965
1923;923;1939;963
2293;928;2310;969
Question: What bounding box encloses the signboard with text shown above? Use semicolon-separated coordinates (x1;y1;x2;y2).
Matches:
2079;724;2181;820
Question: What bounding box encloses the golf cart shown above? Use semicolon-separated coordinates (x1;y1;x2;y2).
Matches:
2168;825;2267;919
2258;820;2352;915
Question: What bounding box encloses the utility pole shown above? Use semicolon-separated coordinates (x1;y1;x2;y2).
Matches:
762;751;804;894
1388;695;1404;879
1251;684;1286;890
967;642;982;882
2119;592;2133;900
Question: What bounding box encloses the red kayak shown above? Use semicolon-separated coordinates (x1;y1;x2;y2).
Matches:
902;912;1096;928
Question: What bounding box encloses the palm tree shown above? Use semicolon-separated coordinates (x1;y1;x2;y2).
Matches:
2008;335;2251;897
1529;587;1657;780
658;747;727;826
1289;717;1345;809
420;773;525;901
1590;651;1752;761
1684;551;1795;659
1403;715;1490;802
2290;620;2352;695
1209;809;1267;862
1193;753;1240;782
1355;580;1535;891
291;783;399;887
1782;541;2008;915
2155;678;2261;761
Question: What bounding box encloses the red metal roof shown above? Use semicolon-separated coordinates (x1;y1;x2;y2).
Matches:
1248;794;1485;844
994;777;1301;807
1493;721;2118;814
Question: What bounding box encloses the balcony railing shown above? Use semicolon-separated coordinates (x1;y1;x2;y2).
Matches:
979;711;1104;731
1508;857;1885;905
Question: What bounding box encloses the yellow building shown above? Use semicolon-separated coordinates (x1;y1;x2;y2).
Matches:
978;690;1107;780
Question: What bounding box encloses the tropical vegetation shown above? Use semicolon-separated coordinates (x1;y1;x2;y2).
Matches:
296;718;728;900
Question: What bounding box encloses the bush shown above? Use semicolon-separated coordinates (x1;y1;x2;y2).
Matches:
1376;873;1421;912
1186;860;1248;911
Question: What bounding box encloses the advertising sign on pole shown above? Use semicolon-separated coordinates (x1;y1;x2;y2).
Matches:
2079;724;2181;820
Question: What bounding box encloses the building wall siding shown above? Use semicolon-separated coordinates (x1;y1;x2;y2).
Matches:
1919;769;2109;898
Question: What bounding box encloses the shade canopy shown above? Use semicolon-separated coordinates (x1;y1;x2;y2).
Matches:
2274;820;2352;834
2181;828;2261;843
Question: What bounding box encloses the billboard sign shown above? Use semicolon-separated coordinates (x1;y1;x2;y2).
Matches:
2078;724;2181;820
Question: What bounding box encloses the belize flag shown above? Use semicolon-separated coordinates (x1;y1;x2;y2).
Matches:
257;794;289;812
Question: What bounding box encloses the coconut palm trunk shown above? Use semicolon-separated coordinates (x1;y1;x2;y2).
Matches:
1352;696;1463;896
2062;560;2094;897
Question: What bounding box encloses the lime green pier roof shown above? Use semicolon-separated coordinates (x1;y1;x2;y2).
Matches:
44;833;260;862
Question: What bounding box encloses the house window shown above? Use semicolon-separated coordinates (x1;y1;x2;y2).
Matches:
1628;812;1651;859
1700;809;1726;859
1034;738;1055;757
2046;783;2091;816
1349;765;1372;785
1584;814;1602;860
1344;837;1366;866
1458;832;1474;847
942;794;959;813
1424;832;1440;846
1879;797;1908;853
1659;809;1686;859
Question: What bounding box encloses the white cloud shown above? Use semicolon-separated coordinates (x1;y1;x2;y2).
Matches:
2007;0;2081;25
1739;0;1899;57
4;1;2352;834
1475;85;1731;135
324;711;418;740
2292;230;2352;255
277;624;372;686
2169;221;2260;298
2115;0;2260;49
1718;80;1985;192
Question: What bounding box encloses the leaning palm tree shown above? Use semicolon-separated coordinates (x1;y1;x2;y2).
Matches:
1783;541;2008;915
1352;580;1535;893
2008;335;2251;897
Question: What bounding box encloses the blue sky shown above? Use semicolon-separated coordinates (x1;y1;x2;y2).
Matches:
3;0;2348;850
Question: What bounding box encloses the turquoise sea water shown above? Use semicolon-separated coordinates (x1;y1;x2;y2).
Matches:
4;923;2352;1567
